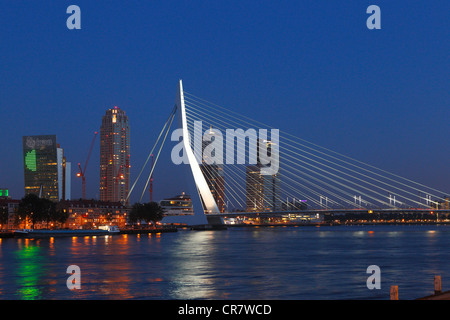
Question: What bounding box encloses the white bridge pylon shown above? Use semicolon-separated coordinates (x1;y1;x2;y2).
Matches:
176;79;221;217
175;80;449;223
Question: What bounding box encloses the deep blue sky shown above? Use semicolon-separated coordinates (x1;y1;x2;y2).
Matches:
0;1;448;204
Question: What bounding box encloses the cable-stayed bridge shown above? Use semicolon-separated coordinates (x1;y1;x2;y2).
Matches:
129;80;449;225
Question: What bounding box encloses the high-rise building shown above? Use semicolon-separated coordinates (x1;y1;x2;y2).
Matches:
438;197;450;210
0;188;9;199
201;164;225;212
245;139;280;212
57;147;72;201
200;127;225;213
99;106;130;204
23;135;71;202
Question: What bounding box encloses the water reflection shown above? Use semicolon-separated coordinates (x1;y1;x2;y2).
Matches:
96;234;133;299
66;234;136;299
15;242;44;300
169;231;218;299
0;225;449;300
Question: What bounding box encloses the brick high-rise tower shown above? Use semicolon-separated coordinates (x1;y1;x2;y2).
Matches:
100;107;130;204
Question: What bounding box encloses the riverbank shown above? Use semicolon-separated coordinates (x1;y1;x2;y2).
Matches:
120;227;178;234
0;226;178;238
0;231;14;238
219;221;450;228
3;221;450;238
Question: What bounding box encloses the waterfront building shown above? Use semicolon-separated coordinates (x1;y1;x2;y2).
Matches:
245;139;281;212
280;213;323;224
99;107;130;204
0;198;19;230
58;199;129;229
23;135;71;202
159;193;194;216
439;197;450;210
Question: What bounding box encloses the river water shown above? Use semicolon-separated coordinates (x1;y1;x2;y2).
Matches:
0;225;449;300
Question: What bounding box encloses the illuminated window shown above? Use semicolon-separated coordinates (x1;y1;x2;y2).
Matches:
25;150;37;171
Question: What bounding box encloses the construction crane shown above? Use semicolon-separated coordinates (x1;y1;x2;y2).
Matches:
77;131;98;199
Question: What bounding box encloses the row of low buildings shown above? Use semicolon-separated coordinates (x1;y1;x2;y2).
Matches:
0;193;129;230
0;190;20;230
0;193;192;230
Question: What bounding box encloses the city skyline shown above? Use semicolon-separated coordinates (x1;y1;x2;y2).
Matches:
0;1;448;205
1;1;450;304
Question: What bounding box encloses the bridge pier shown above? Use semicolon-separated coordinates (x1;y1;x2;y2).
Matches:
206;215;225;226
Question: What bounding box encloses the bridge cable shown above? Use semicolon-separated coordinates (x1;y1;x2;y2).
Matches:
184;92;448;200
126;105;177;204
139;107;177;203
185;104;383;208
184;98;444;208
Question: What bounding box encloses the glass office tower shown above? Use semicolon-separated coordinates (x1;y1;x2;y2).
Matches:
23;135;71;202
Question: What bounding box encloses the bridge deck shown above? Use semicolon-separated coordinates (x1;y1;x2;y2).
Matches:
209;208;450;217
